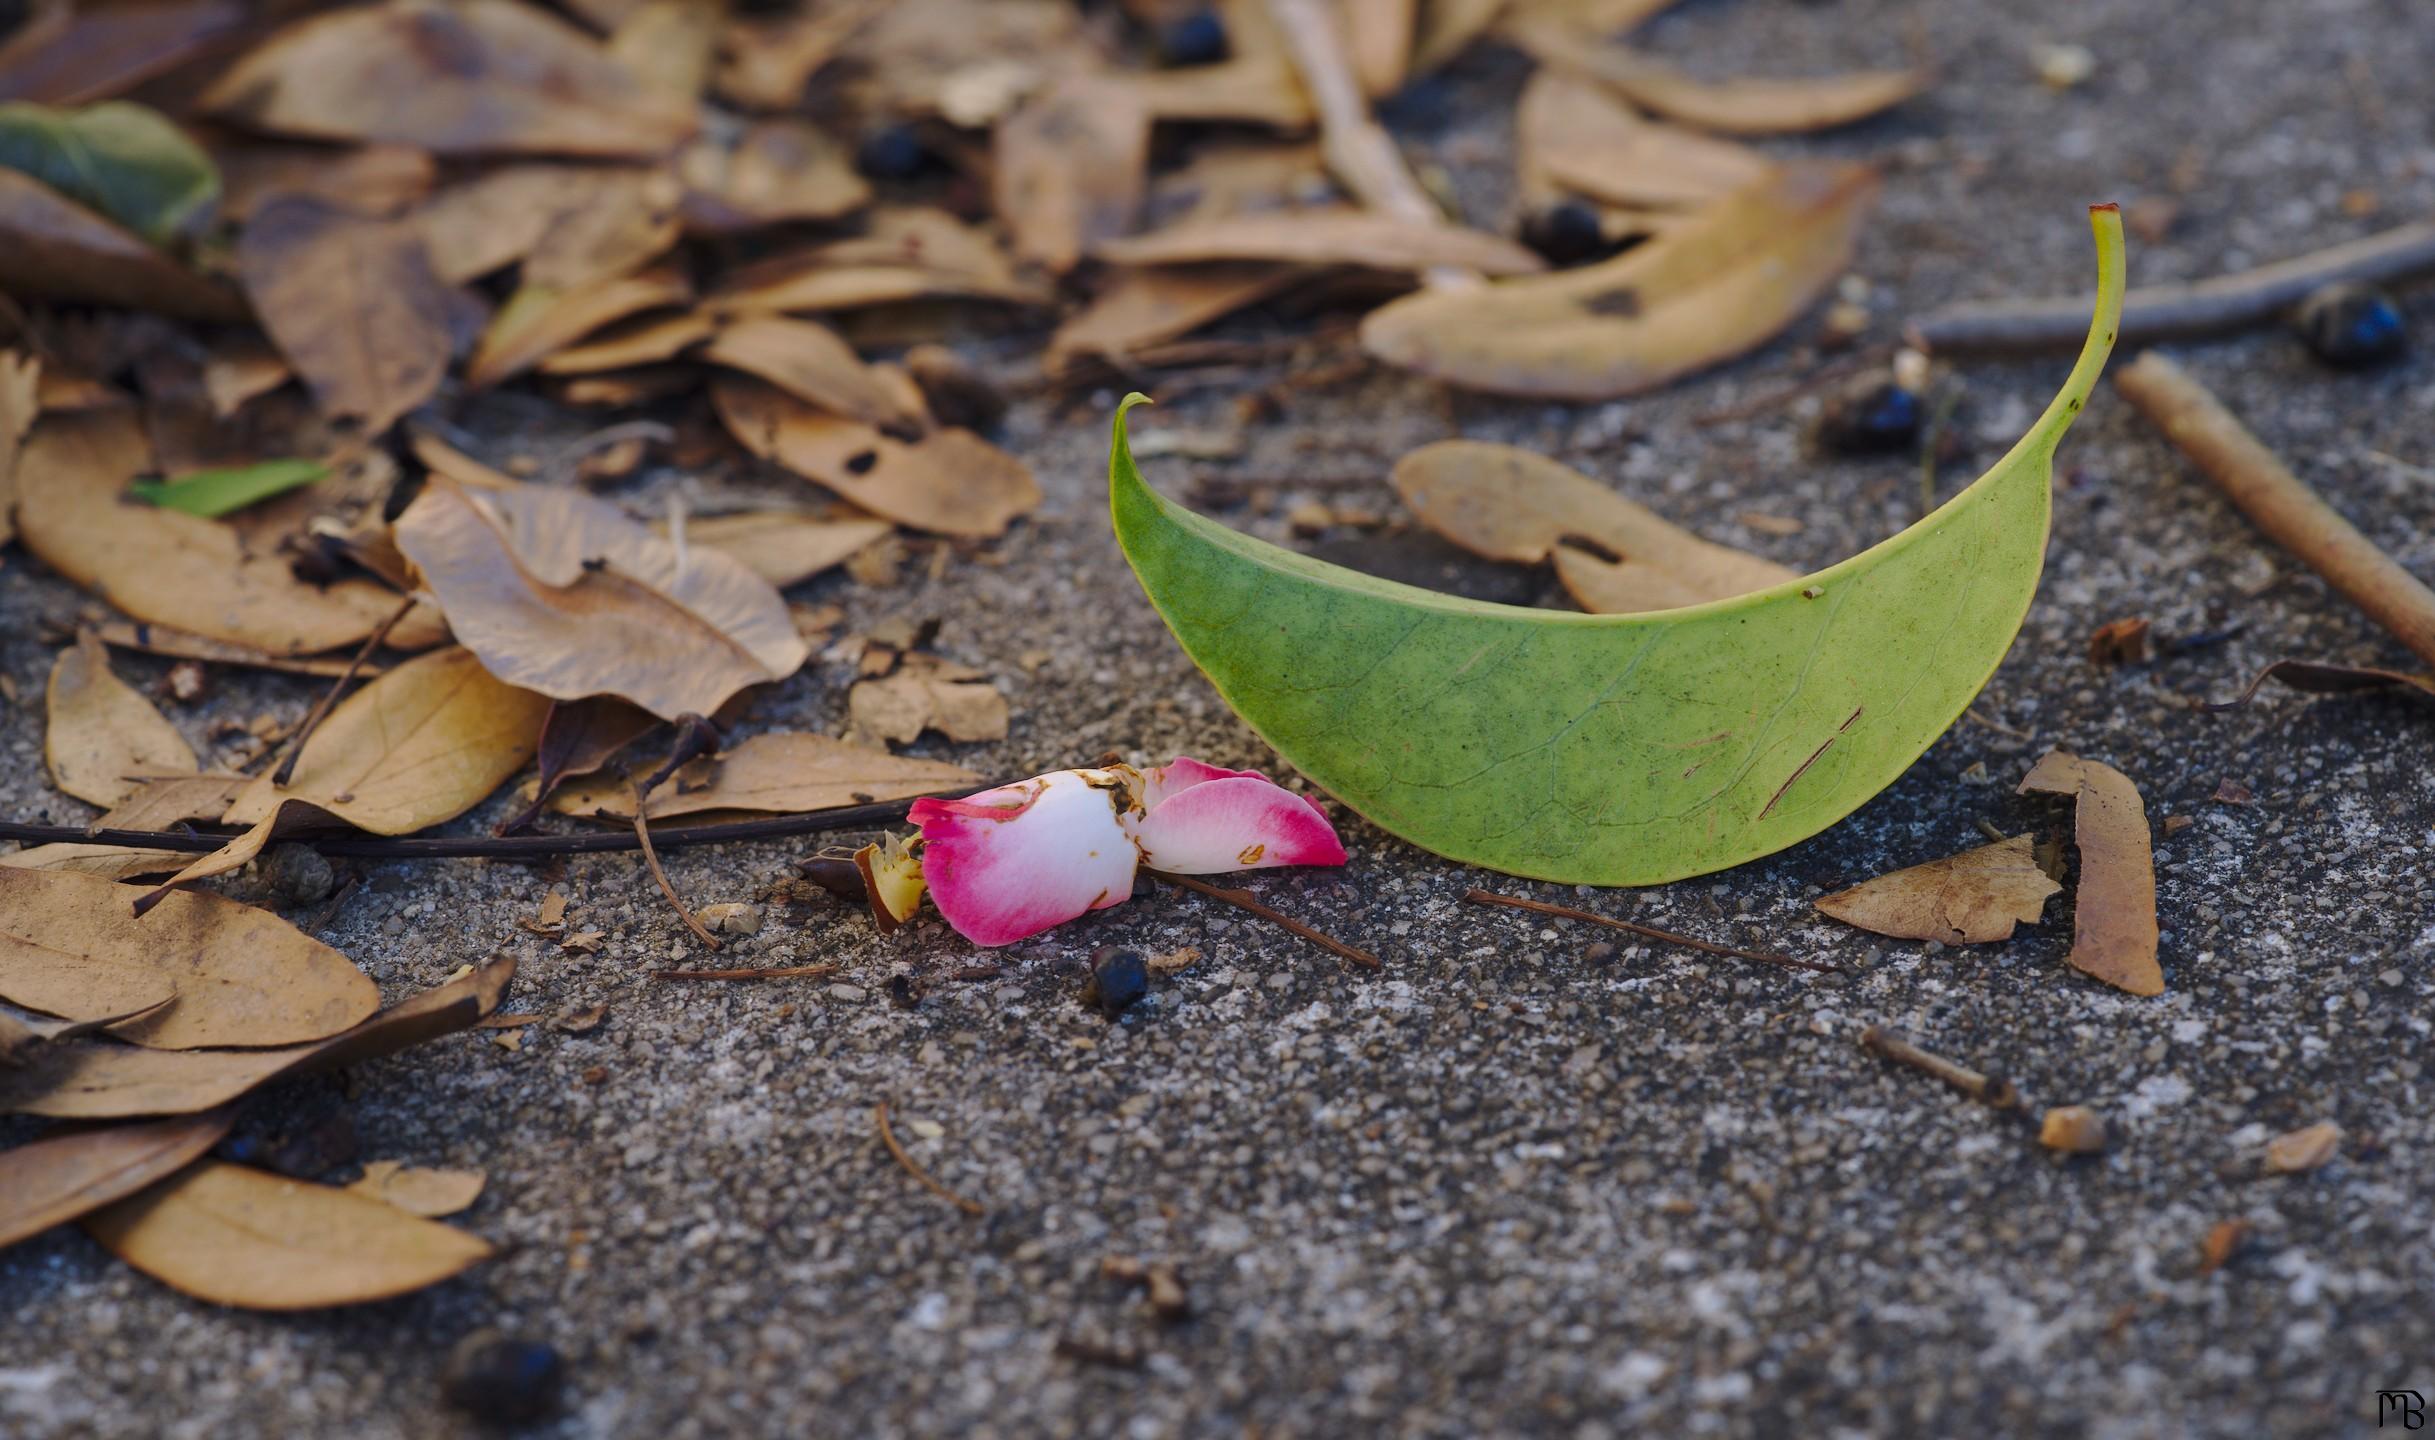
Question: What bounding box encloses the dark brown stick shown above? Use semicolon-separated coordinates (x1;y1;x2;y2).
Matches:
874;1100;986;1216
632;783;721;951
271;597;418;787
1462;888;1839;975
652;963;840;982
1150;871;1382;969
0;790;991;859
1859;1024;2020;1110
2116;351;2435;669
1909;219;2435;353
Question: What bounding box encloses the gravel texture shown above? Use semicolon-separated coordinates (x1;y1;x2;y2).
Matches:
6;1;2434;1436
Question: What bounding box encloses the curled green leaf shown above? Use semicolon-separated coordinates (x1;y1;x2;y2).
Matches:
1111;205;2126;886
129;458;325;518
0;100;219;247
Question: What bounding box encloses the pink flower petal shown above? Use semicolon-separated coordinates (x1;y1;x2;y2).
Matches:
911;770;1139;946
1134;756;1260;810
1129;775;1347;874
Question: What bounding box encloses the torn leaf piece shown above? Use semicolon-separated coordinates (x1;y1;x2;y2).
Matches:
1391;440;1794;612
347;1160;486;1218
45;630;197;806
855;833;927;935
0;1108;232;1251
2018;751;2162;996
548;732;977;820
83;1159;492;1310
1509;19;1930;135
711;374;1040;539
910;758;1346;947
848;653;1008;748
1814;834;2061;945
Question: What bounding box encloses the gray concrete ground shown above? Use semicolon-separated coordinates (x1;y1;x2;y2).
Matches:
6;1;2435;1435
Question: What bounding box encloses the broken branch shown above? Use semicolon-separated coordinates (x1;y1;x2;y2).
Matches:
874;1100;985;1217
1859;1024;2021;1111
1150;871;1382;969
1909;218;2435;352
2116;351;2435;669
1463;888;1839;975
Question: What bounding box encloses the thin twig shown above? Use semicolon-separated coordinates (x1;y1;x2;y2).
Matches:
270;597;417;787
874;1100;985;1217
0;790;991;858
1859;1024;2021;1111
652;963;840;982
1690;345;1892;428
2116;351;2435;669
632;782;720;951
1150;871;1382;969
1909;218;2435;353
1462;888;1839;975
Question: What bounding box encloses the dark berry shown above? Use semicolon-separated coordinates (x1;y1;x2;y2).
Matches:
1519;202;1609;268
1814;378;1922;455
854;124;927;181
1158;10;1230;67
2295;283;2406;369
443;1331;565;1424
1082;947;1149;1019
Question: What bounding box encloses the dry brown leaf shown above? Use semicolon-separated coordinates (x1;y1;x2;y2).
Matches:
2263;1120;2342;1176
0;867;378;1049
1517;69;1769;209
0;0;242;107
413;164;604;284
1047;264;1302;371
97;775;253;831
394;482;807;720
200;334;292;418
848;654;1007;747
2018;751;2163;997
523;167;684;292
994;74;1151;275
0;1108;232;1251
16;412;401;655
0;348;39;546
713;375;1039;539
1094;206;1542;274
466;264;692;386
535;310;717;375
678;118;869;232
607;0;721;98
0;170;244;321
347;1159;487;1218
1814;834;2063;945
702;315;926;432
678;512;894;589
44;631;197;807
0;954;515;1120
0;844;193;882
1511;19;1929;134
501;696;661;831
214;141;438;223
201;0;697;158
1341;0;1416;96
233;195;451;438
716;207;1048;314
84;1159;491;1309
715;0;878;110
84;620;371;678
1411;0;1508;73
836;0;1080;116
1127;0;1313;127
1361;164;1876;399
1392;440;1794;611
550;731;978;820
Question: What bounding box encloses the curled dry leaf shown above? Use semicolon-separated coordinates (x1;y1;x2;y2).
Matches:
214;141;437;224
466;263;692;386
536;309;716;375
1510;18;1929;135
2263;1120;2342;1176
0;348;37;545
394;481;807;720
235;195;453;437
82;620;370;678
523;165;682;292
500;695;659;831
714;0;878;110
676;512;894;589
15;411;401;655
702;315;926;432
1047;264;1302;372
347;1160;486;1218
1392;440;1794;612
200;0;697;158
549;731;978;820
2018;751;2162;996
1094;207;1543;275
414;163;610;285
679;118;869;231
0;868;378;1049
1813;834;2063;945
0;0;244;108
0;1108;232;1251
0;844;191;882
0;953;515;1119
1363;163;1877;399
607;0;721;99
0;169;244;321
717;207;1048;314
994;74;1151;275
83;1159;492;1310
2209;658;2435;713
1517;69;1769;210
848;654;1008;747
199;333;292;418
713;375;1040;539
44;630;197;806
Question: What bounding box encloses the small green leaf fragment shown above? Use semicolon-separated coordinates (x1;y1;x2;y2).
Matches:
131;459;327;518
0;101;220;246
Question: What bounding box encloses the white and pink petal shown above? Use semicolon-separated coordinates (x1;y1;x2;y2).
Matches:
910;770;1139;946
1128;774;1347;874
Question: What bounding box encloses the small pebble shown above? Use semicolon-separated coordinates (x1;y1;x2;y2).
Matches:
2294;283;2406;369
696;901;761;937
1518;201;1609;267
1083;947;1149;1019
2031;41;2096;90
442;1330;565;1424
260;843;335;907
1814;376;1922;455
2040;1105;2109;1154
1158;10;1229;67
854;124;927;181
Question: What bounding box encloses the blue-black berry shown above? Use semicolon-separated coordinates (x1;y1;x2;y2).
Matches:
854;124;927;181
1519;202;1609;267
1158;10;1230;67
442;1331;565;1424
1083;947;1149;1019
1815;378;1922;455
2295;283;2406;369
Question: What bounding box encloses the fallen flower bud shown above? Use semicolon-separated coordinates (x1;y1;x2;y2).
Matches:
907;757;1346;946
